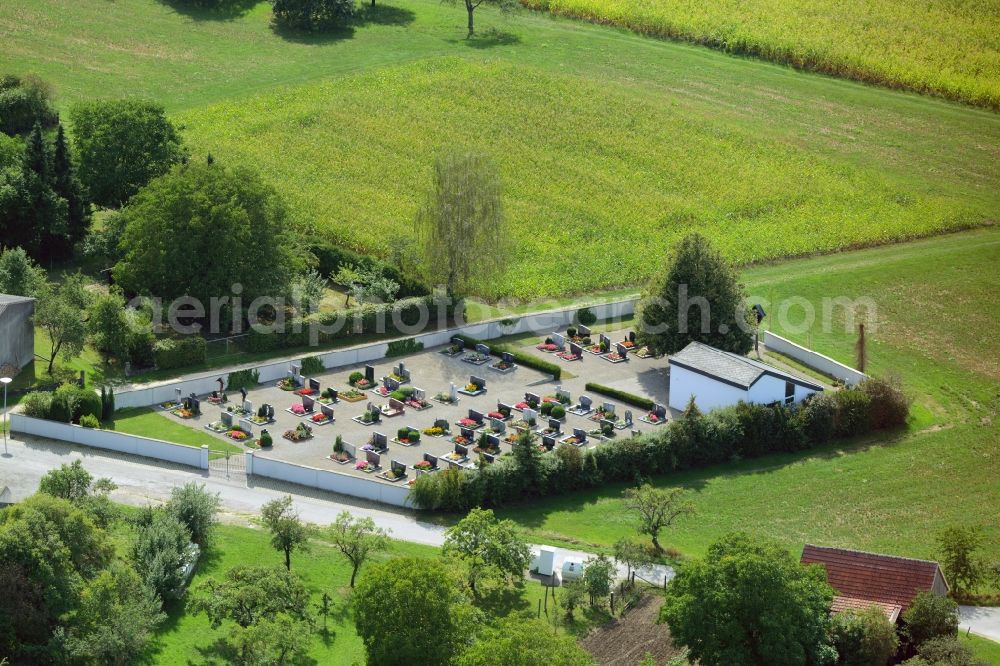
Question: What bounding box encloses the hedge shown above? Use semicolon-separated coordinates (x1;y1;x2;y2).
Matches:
309;241;429;299
154;336;207;370
21;384;102;424
410;377;909;512
386;338;424;358
246;295;454;353
584;383;654;410
455;334;562;380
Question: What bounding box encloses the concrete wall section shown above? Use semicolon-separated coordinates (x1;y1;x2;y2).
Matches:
764;331;868;386
10;413;206;468
0;296;35;370
248;454;411;508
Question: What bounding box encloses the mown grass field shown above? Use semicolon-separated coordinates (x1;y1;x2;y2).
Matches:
3;0;999;298
525;0;1000;109
496;229;1000;572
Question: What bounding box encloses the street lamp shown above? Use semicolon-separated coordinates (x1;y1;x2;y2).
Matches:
0;377;11;456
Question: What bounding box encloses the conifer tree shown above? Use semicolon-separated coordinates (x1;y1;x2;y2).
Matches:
51;123;91;249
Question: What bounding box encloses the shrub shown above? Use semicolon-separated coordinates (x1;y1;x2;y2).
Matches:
833;388;873;437
386;338;424;358
272;0;355;31
299;356;324;375
309;241;429;299
259;430;273;447
333;435;344;453
585;382;654;410
47;391;75;423
550;404;566;419
829;605;899;666
860;376;910;430
226;369;259;392
20;391;53;418
349;371;364;385
575;307;597;326
154;336;207;370
49;384;101;424
79;414;100;428
0;74;58;135
798;393;836;443
902;592;959;648
539;401;553;416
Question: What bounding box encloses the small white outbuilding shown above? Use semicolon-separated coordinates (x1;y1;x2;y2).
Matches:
668;341;823;413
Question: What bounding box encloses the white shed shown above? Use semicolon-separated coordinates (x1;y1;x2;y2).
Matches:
668;342;822;413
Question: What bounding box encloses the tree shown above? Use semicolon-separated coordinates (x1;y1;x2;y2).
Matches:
937;526;985;597
190;565;311;629
416;149;507;297
613;537;653;579
260;495;311;571
660;533;835;666
582;554;615;607
87;289;131;364
0;74;58;136
828;605;899;666
130;509;192;601
354;557;475;666
622;484;693;553
902;592;959;649
19;121;68;260
114;162;299;309
65;562;165;666
38;460;118;527
561;578;587;622
227;611;313;666
902;636;987;666
0;245;45;296
332;263;362;306
513;430;544;492
455;615;595;665
271;0;355;32
35;272;90;375
70;99;184;207
443;507;531;596
327;511;390;587
166;482;221;547
443;0;517;36
636;232;754;356
51;123;91;249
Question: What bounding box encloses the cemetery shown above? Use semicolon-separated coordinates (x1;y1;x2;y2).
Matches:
144;326;829;485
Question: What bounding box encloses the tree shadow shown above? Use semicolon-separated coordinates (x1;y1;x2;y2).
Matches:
448;28;522;49
353;3;416;27
474;582;531;617
270;21;356;44
156;0;262;21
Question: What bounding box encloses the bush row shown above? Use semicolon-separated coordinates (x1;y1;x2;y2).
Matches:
410;378;909;511
455;334;562;380
245;295;454;353
309;241;429;299
386;338;424;358
154;336;207;370
20;384;102;425
584;383;654;410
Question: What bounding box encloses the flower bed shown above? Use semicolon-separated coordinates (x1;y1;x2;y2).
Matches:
330;451;352;464
488;359;516;373
423;426;449;438
159;400;180;411
487;411;508;421
204;421;229;433
248;414;273;425
433;392;457;404
317;388;338;404
294;387;315;397
352;409;381;426
340;388;367;402
171;407;195;419
287;403;308;416
355;460;376;473
440;344;464;357
535;342;559;353
462;352;490;365
277;377;299;391
377;469;406;482
635;346;656;359
442;451;468;464
351;378;374;391
206;395;226;405
450;434;472;446
586;343;608;356
455;418;482;430
226;429;250;441
555;350;582;362
226;404;252;417
414;460;436;471
603;350;627;363
560;434;585;447
309;411;333;426
457;383;485;397
379;403;403;418
282;423;313;442
404;397;432;411
393;427;421;446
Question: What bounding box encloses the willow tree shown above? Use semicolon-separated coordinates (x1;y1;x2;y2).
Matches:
416;149;507;298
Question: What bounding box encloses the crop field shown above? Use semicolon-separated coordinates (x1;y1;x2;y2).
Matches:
525;0;1000;109
4;0;999;299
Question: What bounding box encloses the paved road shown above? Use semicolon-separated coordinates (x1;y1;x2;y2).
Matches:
960;605;1000;644
1;433;673;584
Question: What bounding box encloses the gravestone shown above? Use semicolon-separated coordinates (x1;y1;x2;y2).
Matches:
423;452;438;467
366;450;381;468
373;432;388;449
548;418;561;433
308;378;320;393
624;410;633;426
522;407;537;423
599;333;611;348
388;398;405;412
460;427;475;441
434;418;449;430
468;409;484;424
390;460;407;477
542;434;556;450
489;418;506;434
342;441;356;458
266;404;275;419
238;419;255;437
470;376;486;391
555;387;571;403
525;392;541;405
616;343;629;357
569;342;583;357
501;351;515;364
449;383;458;403
629;331;636;343
364;365;375;383
498;402;512;415
578;396;593;411
573;428;587;443
653;403;666;419
174;387;182;403
243;399;253;414
321;404;334;420
451;336;464;349
486;434;500;449
413;388;426;401
302;396;315;412
221;411;233;428
482;452;496;464
578;324;591;337
476;344;490;356
455;443;469;457
602;401;616;415
327;389;338;402
600;418;615;431
385;377;400;392
551;333;566;350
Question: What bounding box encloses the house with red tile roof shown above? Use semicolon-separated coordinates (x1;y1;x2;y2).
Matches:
801;544;949;623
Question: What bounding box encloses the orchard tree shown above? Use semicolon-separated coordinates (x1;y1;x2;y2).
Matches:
444;0;517;36
636;232;754;356
622;484;693;553
70;99;184;207
661;533;835;666
327;511;390;587
613;537;653;579
35;273;90;375
260;495;311;571
456;615;595;666
582;554;615;607
114;162;299;309
417;149;507;297
354;557;475;666
190;565;311;629
443;507;531;597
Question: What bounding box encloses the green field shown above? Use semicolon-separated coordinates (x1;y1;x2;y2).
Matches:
2;0;999;298
496;229;1000;573
525;0;1000;109
110;407;245;457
